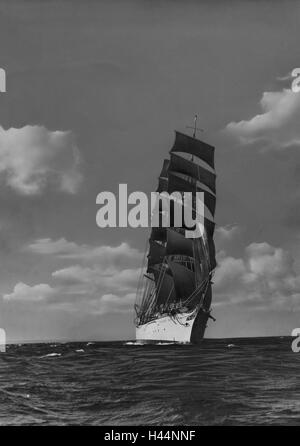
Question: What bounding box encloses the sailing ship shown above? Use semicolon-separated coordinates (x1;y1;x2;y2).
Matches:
134;123;216;344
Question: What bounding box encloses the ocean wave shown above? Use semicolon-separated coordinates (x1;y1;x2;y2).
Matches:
0;337;296;426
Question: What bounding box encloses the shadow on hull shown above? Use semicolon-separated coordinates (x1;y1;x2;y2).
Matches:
190;309;210;344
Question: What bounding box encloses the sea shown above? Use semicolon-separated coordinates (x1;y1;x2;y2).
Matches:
0;336;299;426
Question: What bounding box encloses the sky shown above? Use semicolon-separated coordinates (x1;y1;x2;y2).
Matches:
0;0;300;341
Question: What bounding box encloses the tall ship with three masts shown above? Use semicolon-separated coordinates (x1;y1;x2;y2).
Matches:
135;121;216;344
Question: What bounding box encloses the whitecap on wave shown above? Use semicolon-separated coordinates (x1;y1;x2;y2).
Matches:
40;352;61;358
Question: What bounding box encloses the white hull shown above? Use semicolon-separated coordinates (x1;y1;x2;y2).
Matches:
136;311;196;344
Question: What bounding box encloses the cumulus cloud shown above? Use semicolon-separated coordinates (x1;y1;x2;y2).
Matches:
95;293;136;315
0;125;82;195
5;233;300;316
25;238;141;266
214;242;300;310
2;280;136;315
5;239;143;314
52;265;140;294
26;238;80;256
276;72;293;82
226;88;300;149
215;225;240;242
3;282;56;302
48;250;141;313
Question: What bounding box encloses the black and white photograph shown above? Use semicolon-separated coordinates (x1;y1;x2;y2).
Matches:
0;0;300;430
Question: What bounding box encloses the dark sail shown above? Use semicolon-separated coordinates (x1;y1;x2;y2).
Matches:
166;229;193;258
150;227;167;242
167;171;216;217
136;129;217;338
171;131;214;169
153;268;176;306
156;176;168;193
159;159;170;178
147;240;165;271
208;238;216;270
168;260;195;303
169;153;216;193
204;217;215;237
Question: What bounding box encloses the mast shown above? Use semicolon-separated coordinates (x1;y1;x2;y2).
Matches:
186;114;204;140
